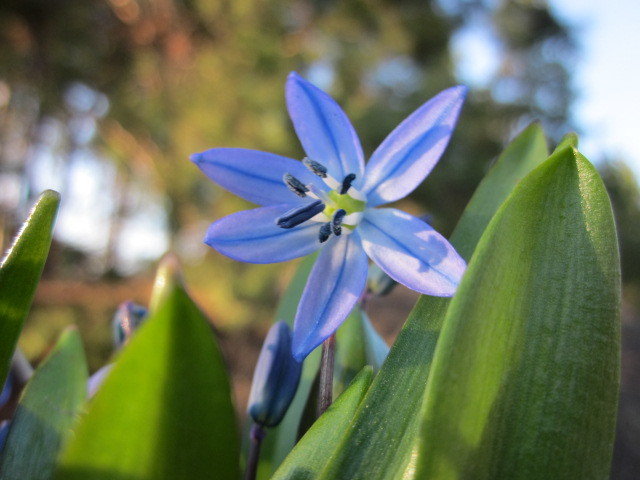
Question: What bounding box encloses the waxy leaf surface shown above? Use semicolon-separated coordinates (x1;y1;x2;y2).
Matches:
0;328;87;480
416;147;620;479
271;367;373;480
55;278;238;480
0;191;60;387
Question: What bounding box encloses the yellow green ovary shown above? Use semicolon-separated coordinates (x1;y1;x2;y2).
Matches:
323;191;366;229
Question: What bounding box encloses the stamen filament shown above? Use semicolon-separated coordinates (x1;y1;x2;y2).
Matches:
277;200;325;229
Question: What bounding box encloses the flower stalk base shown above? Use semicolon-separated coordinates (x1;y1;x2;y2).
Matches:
318;333;336;417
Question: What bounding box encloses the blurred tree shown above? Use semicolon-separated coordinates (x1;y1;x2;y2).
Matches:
0;0;580;332
0;0;578;261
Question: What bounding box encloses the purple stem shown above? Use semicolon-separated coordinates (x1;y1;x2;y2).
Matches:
244;423;266;480
317;333;336;417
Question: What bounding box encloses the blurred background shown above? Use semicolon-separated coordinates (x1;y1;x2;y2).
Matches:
0;0;637;477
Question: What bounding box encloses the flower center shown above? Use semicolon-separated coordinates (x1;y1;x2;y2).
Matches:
277;158;367;243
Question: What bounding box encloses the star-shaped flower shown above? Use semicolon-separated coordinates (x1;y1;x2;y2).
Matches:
191;72;467;361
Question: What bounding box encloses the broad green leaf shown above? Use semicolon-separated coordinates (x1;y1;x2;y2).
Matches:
416;147;620;479
148;253;182;312
271;367;373;480
55;271;239;480
0;327;87;480
0;190;60;387
317;123;549;480
552;131;578;154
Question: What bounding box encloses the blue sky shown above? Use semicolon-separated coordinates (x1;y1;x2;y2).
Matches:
453;0;639;174
552;0;639;171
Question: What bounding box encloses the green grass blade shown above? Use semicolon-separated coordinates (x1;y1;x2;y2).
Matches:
271;367;373;480
416;147;620;479
54;272;239;480
0;190;60;387
317;123;550;480
0;327;87;480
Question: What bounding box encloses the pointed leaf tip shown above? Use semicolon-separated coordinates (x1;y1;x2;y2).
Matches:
149;252;184;311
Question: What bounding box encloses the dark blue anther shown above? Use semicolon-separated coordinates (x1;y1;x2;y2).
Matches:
283;174;309;197
319;222;332;243
277;200;325;229
332;209;347;236
340;173;356;194
302;158;328;178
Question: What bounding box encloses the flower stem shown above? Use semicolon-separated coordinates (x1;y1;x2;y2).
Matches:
317;333;336;417
244;423;266;480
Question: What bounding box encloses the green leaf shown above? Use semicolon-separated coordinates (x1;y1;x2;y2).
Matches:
552;131;578;154
0;327;87;480
271;367;373;480
54;268;239;480
334;308;387;396
416;147;620;479
0;190;60;387
317;123;550;480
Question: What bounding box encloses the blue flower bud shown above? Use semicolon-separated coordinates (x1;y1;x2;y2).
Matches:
112;301;148;348
248;322;302;428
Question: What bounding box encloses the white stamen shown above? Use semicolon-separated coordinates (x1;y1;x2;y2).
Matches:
306;184;329;202
349;188;367;201
323;175;341;190
343;212;363;226
309;212;330;223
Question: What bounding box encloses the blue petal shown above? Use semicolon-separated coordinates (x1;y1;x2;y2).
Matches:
191;148;327;206
286;72;365;185
292;233;368;361
205;204;322;264
362;86;467;206
359;208;466;296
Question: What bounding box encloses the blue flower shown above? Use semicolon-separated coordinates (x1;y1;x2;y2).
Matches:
247;321;302;428
192;72;467;361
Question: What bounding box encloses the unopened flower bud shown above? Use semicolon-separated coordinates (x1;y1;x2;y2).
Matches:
248;322;302;428
112;301;148;348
